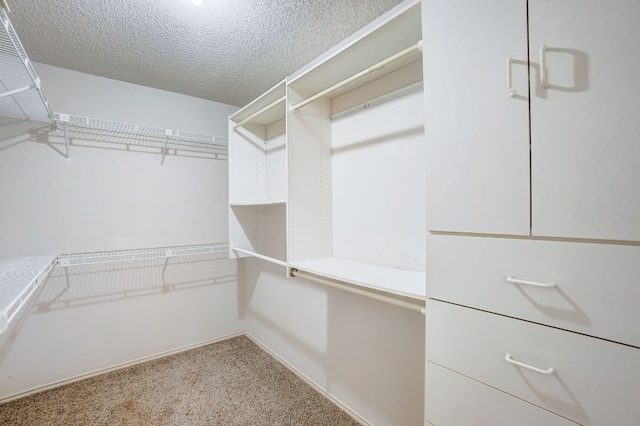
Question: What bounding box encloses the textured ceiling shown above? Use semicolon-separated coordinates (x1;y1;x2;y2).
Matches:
9;0;405;107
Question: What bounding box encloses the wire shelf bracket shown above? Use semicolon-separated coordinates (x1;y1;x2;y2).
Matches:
0;3;54;123
53;112;228;166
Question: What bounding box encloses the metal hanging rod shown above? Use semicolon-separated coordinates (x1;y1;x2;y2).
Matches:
232;96;286;131
56;242;229;268
0;6;54;123
290;40;423;112
330;81;423;121
232;247;287;267
290;268;426;314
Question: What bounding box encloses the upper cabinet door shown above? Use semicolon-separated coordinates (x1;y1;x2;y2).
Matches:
423;0;530;235
530;0;640;241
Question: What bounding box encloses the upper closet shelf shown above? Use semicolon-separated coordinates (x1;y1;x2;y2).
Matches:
231;79;286;132
288;0;422;106
53;112;228;165
56;242;229;268
0;255;56;333
0;5;53;123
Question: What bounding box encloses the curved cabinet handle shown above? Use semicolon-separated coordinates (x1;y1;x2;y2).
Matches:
539;44;549;88
506;276;556;288
506;57;516;98
505;354;554;375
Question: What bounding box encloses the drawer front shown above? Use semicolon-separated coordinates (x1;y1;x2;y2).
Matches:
427;300;640;425
425;361;577;426
426;234;640;347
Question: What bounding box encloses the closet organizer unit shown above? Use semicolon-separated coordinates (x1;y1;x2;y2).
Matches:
229;80;287;266
286;0;425;303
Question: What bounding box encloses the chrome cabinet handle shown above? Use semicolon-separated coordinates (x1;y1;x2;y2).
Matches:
505;354;554;375
506;276;556;288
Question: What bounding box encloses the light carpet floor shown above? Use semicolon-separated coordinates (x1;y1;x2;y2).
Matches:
0;335;361;425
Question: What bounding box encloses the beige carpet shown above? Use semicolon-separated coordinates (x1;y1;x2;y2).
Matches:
0;335;361;426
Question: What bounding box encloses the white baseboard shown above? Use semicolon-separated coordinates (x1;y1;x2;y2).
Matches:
0;332;243;404
244;332;373;426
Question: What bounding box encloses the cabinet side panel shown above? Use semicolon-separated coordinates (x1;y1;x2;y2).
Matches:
287;89;332;262
423;0;530;235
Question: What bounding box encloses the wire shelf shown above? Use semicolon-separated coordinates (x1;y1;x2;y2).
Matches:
56;243;230;268
0;255;56;333
52;112;228;154
0;7;53;123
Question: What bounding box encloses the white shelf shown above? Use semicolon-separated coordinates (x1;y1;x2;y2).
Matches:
0;255;56;333
289;257;426;301
230;201;286;207
0;7;53;123
56;243;229;267
230;79;286;129
53;112;227;153
287;0;422;100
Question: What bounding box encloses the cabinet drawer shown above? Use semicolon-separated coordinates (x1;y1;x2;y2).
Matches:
425;361;577;426
427;234;640;347
427;300;640;425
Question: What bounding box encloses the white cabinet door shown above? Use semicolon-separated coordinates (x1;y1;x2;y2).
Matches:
423;0;530;235
530;0;640;241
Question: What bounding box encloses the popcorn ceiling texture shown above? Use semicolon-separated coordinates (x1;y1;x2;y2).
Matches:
9;0;404;107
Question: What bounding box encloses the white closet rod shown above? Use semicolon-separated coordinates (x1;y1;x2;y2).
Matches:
233;96;286;131
290;269;426;314
290;40;423;112
232;247;287;267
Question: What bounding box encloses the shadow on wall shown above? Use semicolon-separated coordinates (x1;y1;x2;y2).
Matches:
0;119;227;161
241;259;425;426
0;255;238;365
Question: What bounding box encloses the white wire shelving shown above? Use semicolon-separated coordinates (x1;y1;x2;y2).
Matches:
56;243;229;268
0;3;53;123
52;113;228;165
0;243;228;333
0;255;56;333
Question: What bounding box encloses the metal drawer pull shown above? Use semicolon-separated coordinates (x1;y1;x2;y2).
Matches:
505;354;554;375
506;276;556;288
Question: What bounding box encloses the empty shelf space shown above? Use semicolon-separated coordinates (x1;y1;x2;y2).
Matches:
289;257;425;301
0;255;57;333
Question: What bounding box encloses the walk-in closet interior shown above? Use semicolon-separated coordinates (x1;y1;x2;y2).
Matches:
1;0;639;425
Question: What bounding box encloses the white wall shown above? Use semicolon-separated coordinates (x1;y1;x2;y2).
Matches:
242;260;425;426
0;64;241;400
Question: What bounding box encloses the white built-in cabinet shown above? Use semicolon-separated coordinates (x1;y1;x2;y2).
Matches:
424;1;640;425
425;0;640;241
229;0;426;303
